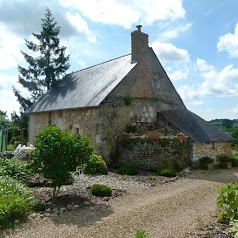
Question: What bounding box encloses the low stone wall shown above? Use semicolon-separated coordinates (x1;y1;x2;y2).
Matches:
116;136;189;169
190;141;232;167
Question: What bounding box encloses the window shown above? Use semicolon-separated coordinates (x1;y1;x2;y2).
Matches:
212;142;217;149
75;127;80;134
48;112;52;124
59;111;63;118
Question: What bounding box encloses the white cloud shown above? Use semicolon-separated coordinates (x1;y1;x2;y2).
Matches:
0;24;24;70
179;59;238;103
177;85;199;101
168;69;189;81
192;100;204;106
159;23;192;41
222;106;238;119
0;72;24;117
0;88;20;117
217;22;238;57
196;58;215;72
175;59;238;110
197;61;238;96
60;0;185;28
66;12;96;43
152;41;190;62
0;73;31;117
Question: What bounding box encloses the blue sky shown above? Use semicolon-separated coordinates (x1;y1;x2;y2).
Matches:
1;0;238;120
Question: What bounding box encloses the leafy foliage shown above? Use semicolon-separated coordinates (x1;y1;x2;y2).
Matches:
123;95;132;106
222;119;233;129
91;184;112;197
117;163;138;175
228;219;238;237
199;156;214;163
148;165;158;173
13;8;70;111
82;154;107;175
0;157;31;182
217;183;238;223
126;124;137;133
231;128;238;147
31;124;93;196
10;111;28;145
217;154;232;162
33;202;46;212
159;168;176;177
232;154;238;167
0;176;34;229
0;110;12;129
135;230;150;238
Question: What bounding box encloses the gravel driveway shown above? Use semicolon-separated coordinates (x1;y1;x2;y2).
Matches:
3;168;238;238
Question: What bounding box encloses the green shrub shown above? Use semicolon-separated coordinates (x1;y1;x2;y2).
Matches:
7;144;15;151
173;161;183;172
32;124;93;196
0;157;31;182
135;230;150;238
159;168;176;177
232;155;238;167
126;124;137;133
123;95;132;106
217;154;232;162
0;176;34;229
82;154;107;175
217;183;238;223
148;165;158;173
91;184;112;197
228;219;238;237
33;202;46;212
199;156;214;163
117;163;138;175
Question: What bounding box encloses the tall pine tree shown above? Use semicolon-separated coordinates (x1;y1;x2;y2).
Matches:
14;8;70;111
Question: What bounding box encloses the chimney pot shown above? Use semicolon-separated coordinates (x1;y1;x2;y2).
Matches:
136;25;142;32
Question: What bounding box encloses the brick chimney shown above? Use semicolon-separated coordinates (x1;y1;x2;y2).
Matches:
131;25;149;63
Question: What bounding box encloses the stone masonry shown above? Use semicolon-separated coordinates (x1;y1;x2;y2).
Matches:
116;136;189;169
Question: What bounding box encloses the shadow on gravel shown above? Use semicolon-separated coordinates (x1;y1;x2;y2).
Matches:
185;167;238;184
51;203;113;227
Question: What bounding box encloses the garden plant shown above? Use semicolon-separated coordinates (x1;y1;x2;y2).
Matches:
91;184;112;197
31;124;93;196
82;154;107;175
0;176;34;229
217;183;238;223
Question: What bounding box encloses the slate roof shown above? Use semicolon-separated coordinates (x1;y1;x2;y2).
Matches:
27;54;137;113
159;109;234;142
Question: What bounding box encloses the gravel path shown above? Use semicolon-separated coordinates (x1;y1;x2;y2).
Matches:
2;168;238;238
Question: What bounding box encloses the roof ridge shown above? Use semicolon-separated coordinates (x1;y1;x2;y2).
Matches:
69;53;131;75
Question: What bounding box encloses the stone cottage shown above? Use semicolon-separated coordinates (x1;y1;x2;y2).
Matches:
27;25;233;166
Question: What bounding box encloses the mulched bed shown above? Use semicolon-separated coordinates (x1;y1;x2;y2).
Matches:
32;186;125;210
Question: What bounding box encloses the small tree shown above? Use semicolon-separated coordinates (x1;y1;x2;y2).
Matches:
32;124;93;196
13;8;70;111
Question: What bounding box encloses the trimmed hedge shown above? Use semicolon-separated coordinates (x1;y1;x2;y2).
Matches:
117;163;138;175
91;184;112;197
159;168;176;177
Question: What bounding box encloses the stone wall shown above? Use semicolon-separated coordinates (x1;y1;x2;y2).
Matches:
190;141;232;167
116;136;189;169
28;98;160;164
